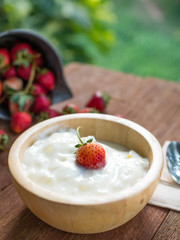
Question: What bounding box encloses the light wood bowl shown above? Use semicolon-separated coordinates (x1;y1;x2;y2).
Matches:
8;114;163;234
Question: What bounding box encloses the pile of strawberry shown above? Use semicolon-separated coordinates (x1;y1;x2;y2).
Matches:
0;43;56;133
0;44;125;153
61;91;110;115
0;89;125;152
61;91;125;117
37;91;113;123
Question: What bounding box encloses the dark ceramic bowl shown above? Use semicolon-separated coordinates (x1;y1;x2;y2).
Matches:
0;29;72;120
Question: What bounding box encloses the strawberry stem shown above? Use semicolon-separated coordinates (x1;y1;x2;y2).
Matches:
24;62;36;94
75;127;93;150
76;126;84;145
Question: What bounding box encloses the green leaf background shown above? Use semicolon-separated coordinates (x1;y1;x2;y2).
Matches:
0;0;180;82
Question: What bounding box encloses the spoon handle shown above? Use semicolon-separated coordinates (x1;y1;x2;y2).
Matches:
166;141;180;185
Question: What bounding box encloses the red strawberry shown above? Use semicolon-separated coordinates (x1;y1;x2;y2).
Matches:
37;69;55;91
0;130;5;134
79;107;99;113
38;108;60;121
17;64;32;81
11;112;32;133
75;127;106;169
2;66;16;79
3;77;23;92
11;43;33;63
86;91;111;112
31;83;47;97
9;93;34;114
62;103;79;114
0;48;10;69
0;129;10;151
32;95;51;113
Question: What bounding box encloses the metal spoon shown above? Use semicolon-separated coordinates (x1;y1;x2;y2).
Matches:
166;141;180;184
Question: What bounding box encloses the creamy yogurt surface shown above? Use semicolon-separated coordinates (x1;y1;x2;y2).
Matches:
21;128;149;201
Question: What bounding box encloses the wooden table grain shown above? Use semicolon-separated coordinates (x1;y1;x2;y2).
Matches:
0;63;180;240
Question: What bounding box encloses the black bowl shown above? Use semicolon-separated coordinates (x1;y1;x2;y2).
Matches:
0;29;72;120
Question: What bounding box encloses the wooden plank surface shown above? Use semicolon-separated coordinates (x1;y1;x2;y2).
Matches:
0;127;17;191
152;210;180;240
1;62;180;239
0;185;168;240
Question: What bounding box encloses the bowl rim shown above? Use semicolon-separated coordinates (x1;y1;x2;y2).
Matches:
8;113;163;206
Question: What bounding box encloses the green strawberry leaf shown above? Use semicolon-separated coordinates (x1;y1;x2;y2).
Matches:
74;127;94;153
75;144;82;148
10;93;34;111
13;49;33;67
0;133;10;150
102;92;111;107
37;111;49;122
3;85;18;97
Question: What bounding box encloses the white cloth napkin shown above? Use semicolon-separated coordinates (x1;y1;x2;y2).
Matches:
149;141;180;211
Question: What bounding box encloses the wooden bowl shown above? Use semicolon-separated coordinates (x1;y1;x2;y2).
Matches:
8;114;163;234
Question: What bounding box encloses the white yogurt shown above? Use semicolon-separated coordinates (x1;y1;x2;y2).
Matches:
21;128;149;201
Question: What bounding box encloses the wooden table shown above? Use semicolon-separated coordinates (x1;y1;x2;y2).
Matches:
0;63;180;240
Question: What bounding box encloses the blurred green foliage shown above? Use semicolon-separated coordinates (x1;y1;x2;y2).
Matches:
93;0;180;81
0;0;180;81
0;0;115;63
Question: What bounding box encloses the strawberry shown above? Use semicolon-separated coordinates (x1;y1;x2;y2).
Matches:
3;77;23;92
17;64;32;81
0;129;10;151
2;66;16;79
0;48;10;69
86;91;111;112
9;93;34;114
11;43;33;65
0;129;5;134
32;95;51;113
37;69;55;91
79;107;99;113
31;83;47;97
61;103;79;114
11;112;32;133
38;108;60;121
75;127;106;169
